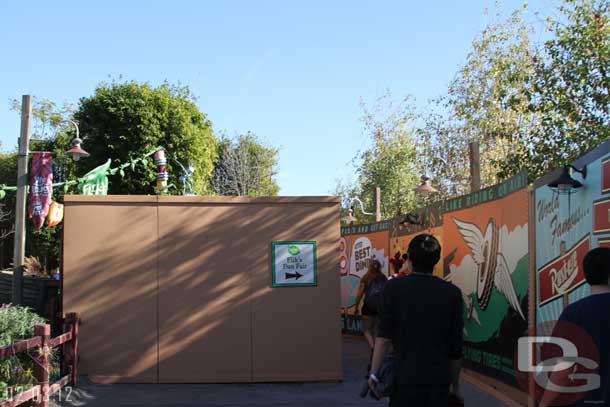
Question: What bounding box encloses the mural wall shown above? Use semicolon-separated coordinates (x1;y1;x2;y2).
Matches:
442;174;529;386
534;146;610;324
340;222;390;334
339;173;530;387
341;174;528;384
339;141;610;397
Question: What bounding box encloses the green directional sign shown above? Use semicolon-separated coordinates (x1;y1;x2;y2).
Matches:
271;241;317;287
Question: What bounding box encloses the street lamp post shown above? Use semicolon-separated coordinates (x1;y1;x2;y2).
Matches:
12;95;88;304
12;95;32;305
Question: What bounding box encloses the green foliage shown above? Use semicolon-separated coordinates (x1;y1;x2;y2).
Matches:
422;5;539;193
522;0;610;178
414;0;609;193
340;93;424;222
430;0;610;184
69;80;217;195
211;132;279;196
0;305;45;346
10;97;74;142
0;305;46;402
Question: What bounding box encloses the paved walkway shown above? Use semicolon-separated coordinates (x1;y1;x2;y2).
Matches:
52;336;508;406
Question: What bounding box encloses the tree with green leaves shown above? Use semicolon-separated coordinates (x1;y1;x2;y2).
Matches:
426;0;609;185
9;97;74;142
522;0;610;178
211;132;279;196
68;80;217;195
338;93;424;222
420;5;539;195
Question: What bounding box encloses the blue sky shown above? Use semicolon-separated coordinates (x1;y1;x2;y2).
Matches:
0;0;551;195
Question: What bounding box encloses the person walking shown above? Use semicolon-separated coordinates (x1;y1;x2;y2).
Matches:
389;253;411;280
389;252;404;276
368;234;463;406
355;259;387;352
541;247;610;406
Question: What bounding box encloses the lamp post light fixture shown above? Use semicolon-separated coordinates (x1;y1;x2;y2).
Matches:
341;197;374;225
64;120;90;161
349;197;374;216
400;212;423;227
414;176;439;194
341;208;355;225
548;165;587;195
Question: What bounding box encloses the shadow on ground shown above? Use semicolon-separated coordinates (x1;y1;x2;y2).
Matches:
51;336;507;407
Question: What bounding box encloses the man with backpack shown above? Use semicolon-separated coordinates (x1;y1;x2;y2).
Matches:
368;234;464;406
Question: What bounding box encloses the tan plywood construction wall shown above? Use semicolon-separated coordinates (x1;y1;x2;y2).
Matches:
63;195;342;384
62;196;159;384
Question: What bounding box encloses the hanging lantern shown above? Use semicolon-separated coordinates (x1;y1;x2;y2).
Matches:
47;201;64;227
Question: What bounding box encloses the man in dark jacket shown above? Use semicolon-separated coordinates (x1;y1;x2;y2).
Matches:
368;234;463;406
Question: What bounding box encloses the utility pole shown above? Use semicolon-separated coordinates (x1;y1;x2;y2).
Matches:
375;187;381;222
12;95;32;305
469;141;481;192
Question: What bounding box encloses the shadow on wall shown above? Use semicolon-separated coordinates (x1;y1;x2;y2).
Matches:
63;199;341;383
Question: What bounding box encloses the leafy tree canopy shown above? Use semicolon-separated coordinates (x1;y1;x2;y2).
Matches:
69;80;217;195
338;0;610;220
211;132;279;196
524;0;610;178
336;93;424;222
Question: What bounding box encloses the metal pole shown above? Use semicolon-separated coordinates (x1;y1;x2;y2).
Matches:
12;95;32;305
375;187;381;222
469;141;481;192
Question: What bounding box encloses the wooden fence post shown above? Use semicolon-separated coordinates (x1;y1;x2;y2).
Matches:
64;312;79;386
34;324;50;407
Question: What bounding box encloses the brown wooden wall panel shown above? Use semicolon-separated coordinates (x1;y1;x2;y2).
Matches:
249;203;342;381
63;195;341;383
63;201;158;383
157;205;252;383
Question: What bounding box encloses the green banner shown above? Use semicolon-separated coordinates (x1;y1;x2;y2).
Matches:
78;159;111;195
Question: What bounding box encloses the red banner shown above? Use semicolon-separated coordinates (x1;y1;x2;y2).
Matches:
538;236;590;306
28;152;53;229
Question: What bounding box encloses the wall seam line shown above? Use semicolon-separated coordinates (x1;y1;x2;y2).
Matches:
250;237;254;382
156;198;160;384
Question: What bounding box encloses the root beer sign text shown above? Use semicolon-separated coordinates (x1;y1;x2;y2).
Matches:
538;236;590;306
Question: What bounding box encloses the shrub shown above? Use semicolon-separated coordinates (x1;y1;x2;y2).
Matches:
0;304;50;403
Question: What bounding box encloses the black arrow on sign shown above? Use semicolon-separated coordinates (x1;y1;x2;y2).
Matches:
285;272;303;280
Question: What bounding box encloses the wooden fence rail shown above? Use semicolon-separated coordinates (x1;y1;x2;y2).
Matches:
0;312;79;407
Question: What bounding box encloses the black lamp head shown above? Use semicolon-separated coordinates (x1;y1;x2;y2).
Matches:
400;212;422;226
548;165;587;194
